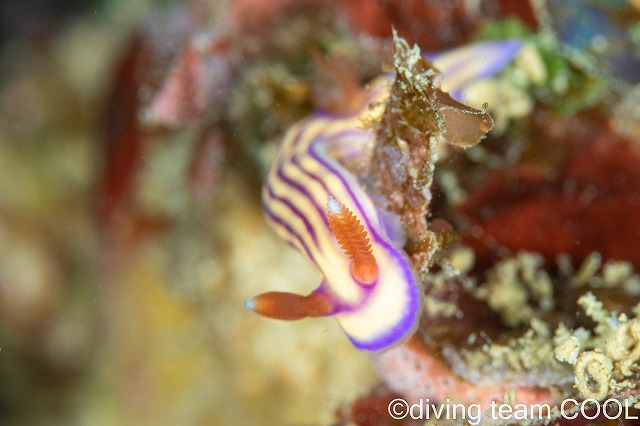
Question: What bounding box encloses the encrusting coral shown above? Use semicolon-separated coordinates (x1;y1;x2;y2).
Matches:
369;30;493;273
553;292;640;401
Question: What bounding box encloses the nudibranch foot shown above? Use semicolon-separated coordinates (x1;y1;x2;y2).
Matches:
245;291;334;321
326;196;379;286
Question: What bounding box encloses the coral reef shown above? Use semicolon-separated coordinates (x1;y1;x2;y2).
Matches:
3;0;640;425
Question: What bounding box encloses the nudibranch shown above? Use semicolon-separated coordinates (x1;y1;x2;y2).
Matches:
246;39;523;351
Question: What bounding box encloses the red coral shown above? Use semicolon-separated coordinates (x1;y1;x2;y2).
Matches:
458;110;640;270
345;0;478;50
96;33;150;222
344;0;538;51
146;35;231;127
496;0;538;29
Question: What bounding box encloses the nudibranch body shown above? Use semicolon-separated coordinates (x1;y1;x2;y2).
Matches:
258;105;419;351
247;40;523;352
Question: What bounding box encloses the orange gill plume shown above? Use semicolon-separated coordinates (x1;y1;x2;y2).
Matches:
326;196;379;285
245;291;334;321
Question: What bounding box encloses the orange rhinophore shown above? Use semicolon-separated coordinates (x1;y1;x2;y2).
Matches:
245;291;334;321
326;196;379;285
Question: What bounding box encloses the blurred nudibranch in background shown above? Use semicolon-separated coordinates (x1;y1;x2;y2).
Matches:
246;37;523;351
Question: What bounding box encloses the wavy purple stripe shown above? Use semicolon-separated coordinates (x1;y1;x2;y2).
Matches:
276;116;313;169
262;199;318;268
307;143;382;240
288;121;367;152
275;165;327;225
285;128;373;227
264;183;319;248
261;198;298;246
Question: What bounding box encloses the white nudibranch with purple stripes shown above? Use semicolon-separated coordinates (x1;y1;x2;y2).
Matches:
246;39;523;351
